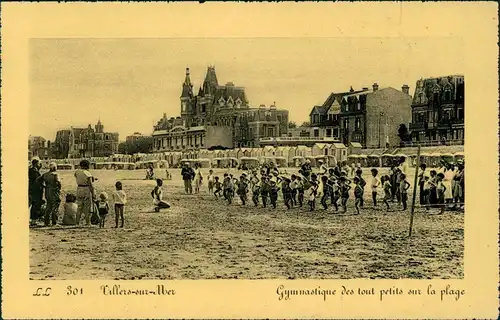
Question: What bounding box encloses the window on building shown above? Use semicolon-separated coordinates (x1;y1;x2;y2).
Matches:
267;127;274;137
300;130;310;137
202;105;206;113
314;129;319;137
333;128;339;137
357;102;360;110
444;90;451;101
326;128;332;137
344;118;349;129
324;149;328;155
355;117;361;130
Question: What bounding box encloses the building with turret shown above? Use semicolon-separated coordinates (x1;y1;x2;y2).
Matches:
152;66;289;152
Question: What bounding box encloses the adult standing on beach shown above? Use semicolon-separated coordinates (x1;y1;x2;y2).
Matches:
181;162;194;194
74;159;96;225
39;162;62;226
28;158;43;226
193;163;203;194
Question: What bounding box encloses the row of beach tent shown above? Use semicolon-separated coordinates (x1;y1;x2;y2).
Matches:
35;143;464;170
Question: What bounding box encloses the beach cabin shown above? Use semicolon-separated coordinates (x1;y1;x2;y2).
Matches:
357;154;368;167
381;154;396;167
367;154;381;167
274;156;288;168
276;146;293;165
429;152;441;168
330;143;348;165
236;148;252;160
57;163;74;170
250;148;263;159
292;155;305;167
349;142;363;155
311;143;329;157
127;162;136;170
263;146;276;157
189;158;211;168
347;154;359;166
419;152;431;167
239;157;260;169
305;155;316;167
295;145;312;158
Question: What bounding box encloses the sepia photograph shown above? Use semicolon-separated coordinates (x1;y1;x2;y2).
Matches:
28;37;465;280
2;2;498;319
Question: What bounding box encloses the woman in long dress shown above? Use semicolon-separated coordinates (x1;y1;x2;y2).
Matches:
74;159;96;225
443;163;455;208
193;163;203;194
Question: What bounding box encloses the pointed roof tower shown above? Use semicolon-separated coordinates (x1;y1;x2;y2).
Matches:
181;67;193;98
202;65;219;96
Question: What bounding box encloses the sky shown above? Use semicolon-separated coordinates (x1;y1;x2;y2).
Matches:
29;37;464;141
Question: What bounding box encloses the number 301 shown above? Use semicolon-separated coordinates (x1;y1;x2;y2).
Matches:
66;286;84;296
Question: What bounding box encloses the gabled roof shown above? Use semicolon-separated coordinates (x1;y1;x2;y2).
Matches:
322;90;365;108
213;85;248;105
309;105;328;116
314;143;328;149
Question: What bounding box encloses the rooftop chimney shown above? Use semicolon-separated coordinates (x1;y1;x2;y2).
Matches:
372;83;379;91
402;84;409;95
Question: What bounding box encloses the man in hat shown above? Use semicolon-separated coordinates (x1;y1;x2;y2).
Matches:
28;158;43;226
181;162;194;194
38;162;62;226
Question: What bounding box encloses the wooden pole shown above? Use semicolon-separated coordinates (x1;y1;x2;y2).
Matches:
408;145;421;237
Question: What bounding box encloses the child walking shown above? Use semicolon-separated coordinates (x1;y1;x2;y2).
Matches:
436;173;446;214
306;181;318;211
382;175;392;210
290;175;298;207
207;169;215;195
113;181;127;228
250;172;260;206
423;175;432;211
282;178;292;209
330;176;340;212
355;169;366;207
97;192;110;228
260;176;270;208
320;175;331;210
151;179;170;213
353;177;363;215
339;176;351;213
370;168;381;207
224;175;235;204
269;180;280;209
296;176;304;207
214;176;223;199
399;174;410;211
237;175;249;205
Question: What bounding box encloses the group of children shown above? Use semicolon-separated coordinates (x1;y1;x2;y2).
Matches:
204;166;412;214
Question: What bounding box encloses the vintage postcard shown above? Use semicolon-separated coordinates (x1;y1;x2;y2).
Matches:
2;2;498;319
